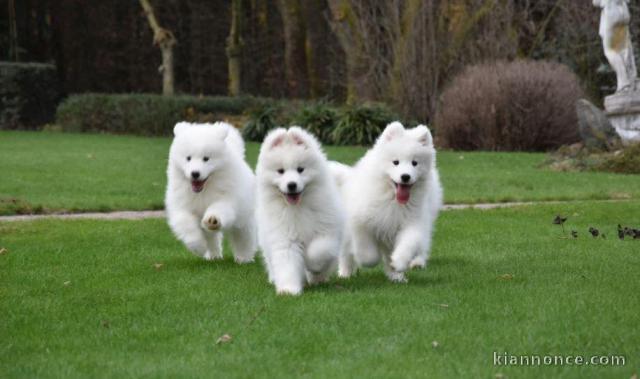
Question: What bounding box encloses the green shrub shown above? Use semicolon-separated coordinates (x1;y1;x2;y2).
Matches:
292;101;339;144
241;103;283;142
56;93;265;136
435;60;583;151
332;104;399;145
0;62;61;129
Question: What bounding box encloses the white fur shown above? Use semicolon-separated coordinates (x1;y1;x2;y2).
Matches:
256;127;344;295
165;121;257;263
332;121;443;283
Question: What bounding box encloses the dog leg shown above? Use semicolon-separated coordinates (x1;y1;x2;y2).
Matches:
269;243;306;295
169;210;208;257
228;222;257;264
203;231;223;261
383;254;408;283
305;235;339;285
390;226;425;273
338;238;356;278
352;225;380;267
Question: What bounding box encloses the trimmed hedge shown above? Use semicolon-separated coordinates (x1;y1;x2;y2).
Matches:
242;102;402;146
0;62;61;129
56;94;267;136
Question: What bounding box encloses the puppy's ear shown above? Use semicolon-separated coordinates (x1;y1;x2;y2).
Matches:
381;121;405;142
413;125;433;147
264;128;287;150
173;122;191;136
216;124;230;140
287;127;311;147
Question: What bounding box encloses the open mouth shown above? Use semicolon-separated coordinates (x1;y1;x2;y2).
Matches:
283;191;302;205
393;182;412;204
191;179;207;193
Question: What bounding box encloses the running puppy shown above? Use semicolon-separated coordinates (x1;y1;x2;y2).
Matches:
256;127;344;295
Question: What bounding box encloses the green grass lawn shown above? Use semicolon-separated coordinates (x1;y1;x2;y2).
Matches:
1;201;639;378
2;131;640;215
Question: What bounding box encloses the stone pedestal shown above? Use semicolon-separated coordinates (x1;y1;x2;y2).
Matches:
604;85;640;144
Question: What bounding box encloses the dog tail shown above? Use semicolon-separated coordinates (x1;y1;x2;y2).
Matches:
218;122;246;158
328;161;352;189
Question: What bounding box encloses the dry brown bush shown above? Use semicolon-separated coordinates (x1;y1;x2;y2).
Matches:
435;60;583;151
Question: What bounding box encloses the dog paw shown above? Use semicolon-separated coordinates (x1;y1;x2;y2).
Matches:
386;271;408;283
202;214;222;231
338;267;355;279
389;258;409;273
234;256;254;264
276;285;303;296
409;257;427;270
203;250;222;261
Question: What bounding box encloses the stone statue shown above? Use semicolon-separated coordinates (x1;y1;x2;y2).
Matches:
593;0;640;144
594;0;637;92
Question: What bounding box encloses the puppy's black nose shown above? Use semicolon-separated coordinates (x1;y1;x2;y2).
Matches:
401;174;411;183
287;182;297;192
191;171;200;179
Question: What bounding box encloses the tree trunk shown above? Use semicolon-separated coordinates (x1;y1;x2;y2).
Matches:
277;0;309;98
227;0;243;96
8;0;18;61
139;0;176;96
326;0;368;103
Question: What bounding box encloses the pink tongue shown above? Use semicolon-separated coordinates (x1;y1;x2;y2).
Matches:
396;184;411;204
286;193;301;205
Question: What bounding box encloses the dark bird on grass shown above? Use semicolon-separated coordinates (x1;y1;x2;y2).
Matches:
553;215;568;225
618;224;625;240
588;227;599;238
633;229;640;240
571;230;578;238
624;227;633;237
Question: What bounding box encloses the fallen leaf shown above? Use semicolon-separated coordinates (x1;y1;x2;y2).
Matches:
216;334;232;345
495;374;506;379
499;274;513;281
630;374;637;379
0;247;8;255
153;263;164;271
63;281;71;286
432;340;439;348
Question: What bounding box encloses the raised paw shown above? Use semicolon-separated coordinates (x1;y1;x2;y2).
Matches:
202;214;222;231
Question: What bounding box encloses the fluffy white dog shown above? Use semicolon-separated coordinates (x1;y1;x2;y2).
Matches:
333;121;443;283
165;121;257;263
256;127;344;295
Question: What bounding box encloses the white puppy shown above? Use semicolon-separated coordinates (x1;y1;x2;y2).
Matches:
256;127;344;295
334;121;443;283
165;121;257;263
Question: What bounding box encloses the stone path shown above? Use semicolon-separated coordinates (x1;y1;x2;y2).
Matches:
0;199;628;222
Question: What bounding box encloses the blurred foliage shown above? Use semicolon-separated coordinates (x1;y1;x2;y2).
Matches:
56;94;265;136
0;62;61;129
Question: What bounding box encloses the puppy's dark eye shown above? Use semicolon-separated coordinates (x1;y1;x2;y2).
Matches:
297;167;304;173
277;168;285;174
393;160;399;166
203;157;209;162
186;156;191;162
412;160;417;166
